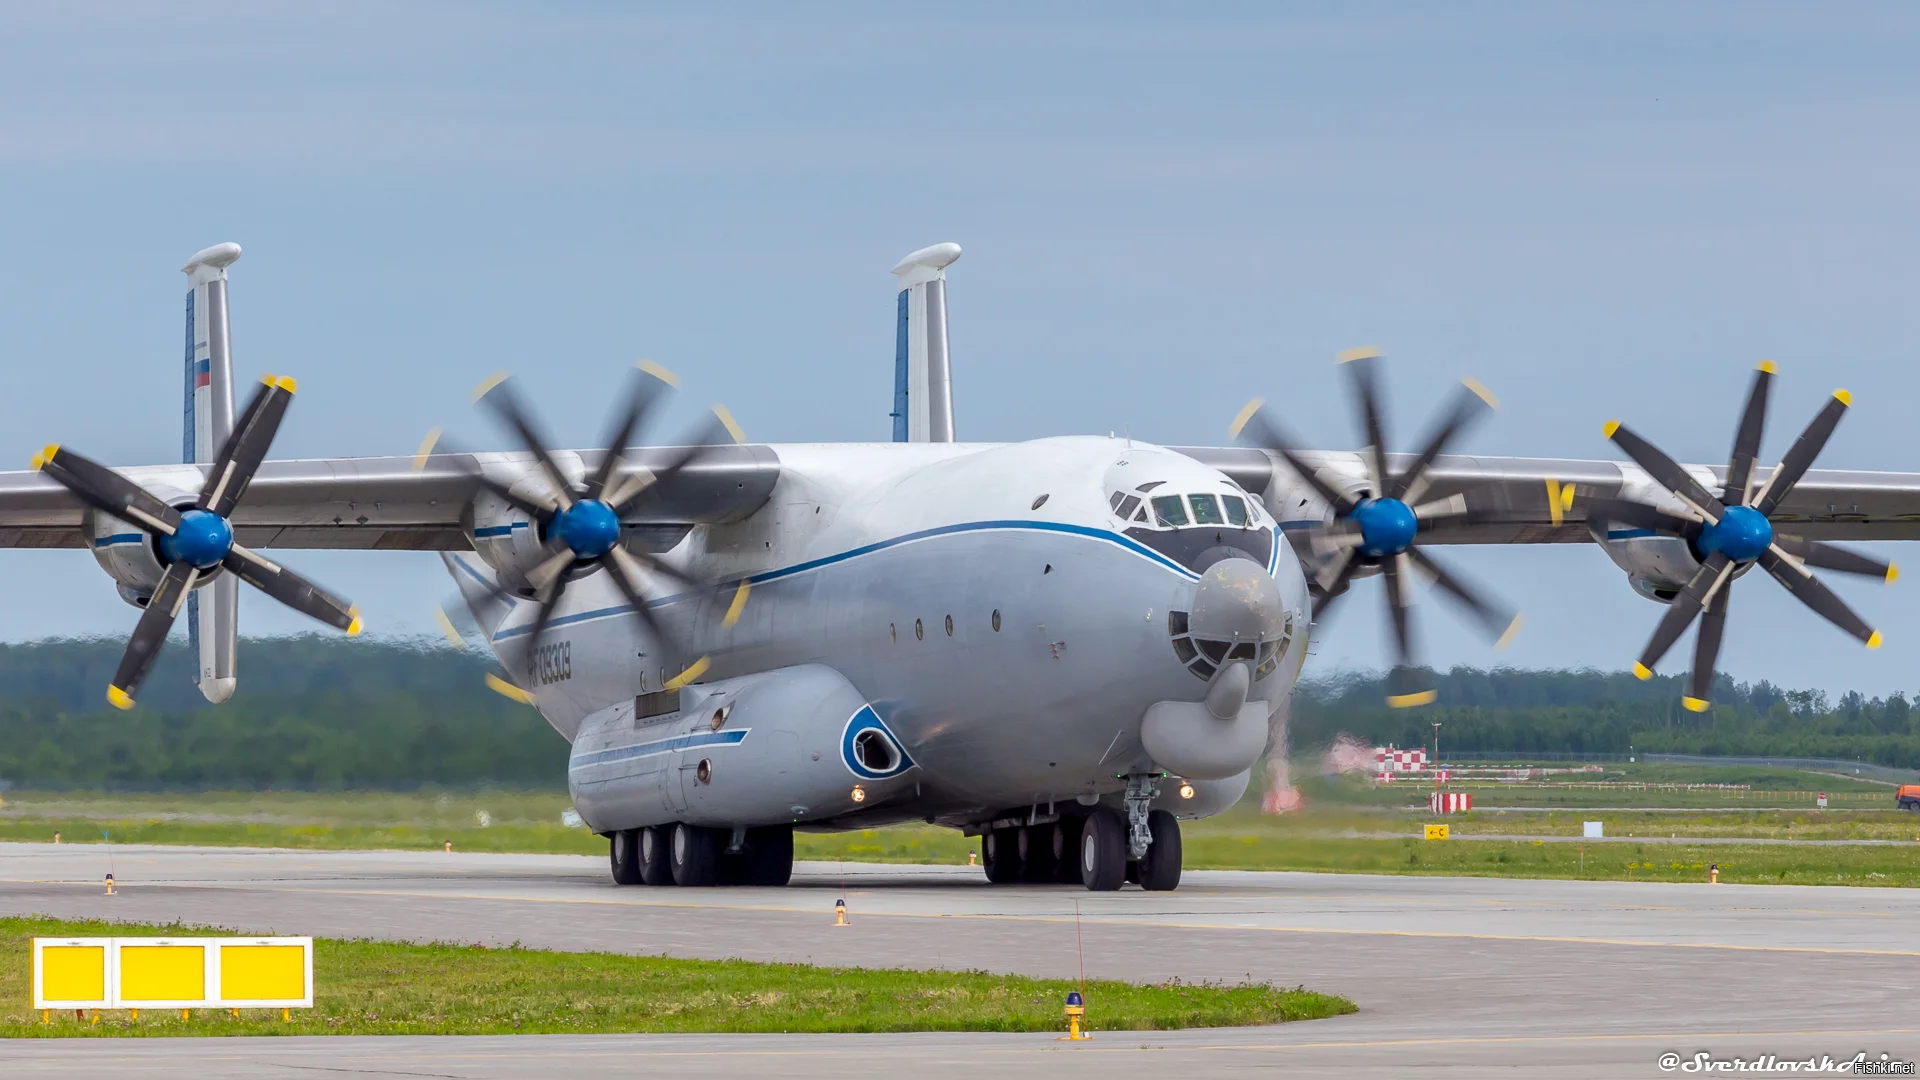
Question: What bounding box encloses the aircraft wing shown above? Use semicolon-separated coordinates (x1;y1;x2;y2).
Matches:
1177;447;1920;544
0;446;781;550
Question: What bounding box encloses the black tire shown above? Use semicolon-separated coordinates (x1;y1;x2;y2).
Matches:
983;826;1023;883
1080;809;1127;891
638;825;673;886
1139;810;1182;891
1052;818;1085;884
609;829;644;885
670;822;722;886
1021;824;1057;883
742;825;794;886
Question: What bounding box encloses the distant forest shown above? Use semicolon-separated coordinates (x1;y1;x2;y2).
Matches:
1;636;1916;790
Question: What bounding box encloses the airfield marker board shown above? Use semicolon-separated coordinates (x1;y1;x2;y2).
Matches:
31;937;312;1010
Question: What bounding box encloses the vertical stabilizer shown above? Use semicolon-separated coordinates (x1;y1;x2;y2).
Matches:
182;242;242;703
889;243;961;442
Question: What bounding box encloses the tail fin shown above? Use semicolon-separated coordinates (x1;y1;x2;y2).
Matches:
182;243;242;703
889;243;961;442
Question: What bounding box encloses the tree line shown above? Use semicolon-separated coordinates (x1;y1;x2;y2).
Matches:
3;636;1918;789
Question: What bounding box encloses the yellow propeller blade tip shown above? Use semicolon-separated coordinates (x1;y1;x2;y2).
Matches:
433;606;465;649
275;376;298;393
412;428;442;472
106;685;135;710
1494;614;1524;651
664;655;711;690
721;580;751;629
471;370;511;403
345;607;363;637
1888;563;1899;586
713;406;746;445
637;359;681;387
1757;360;1777;374
1227;398;1264;439
1681;696;1711;713
1632;662;1653;680
1867;630;1884;650
31;443;60;470
1385;689;1437;709
259;373;276;385
485;672;536;704
1833;389;1852;406
1462;377;1499;410
1602;420;1621;439
1336;346;1381;364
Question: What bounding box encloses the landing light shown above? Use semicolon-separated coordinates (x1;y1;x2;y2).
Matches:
850;785;866;804
1178;783;1196;800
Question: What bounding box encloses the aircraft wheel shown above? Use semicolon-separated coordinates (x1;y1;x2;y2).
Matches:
983;827;1022;883
1052;818;1084;884
609;829;644;885
1021;824;1057;883
638;825;673;885
1080;808;1127;891
670;822;721;886
1139;810;1183;891
742;825;794;886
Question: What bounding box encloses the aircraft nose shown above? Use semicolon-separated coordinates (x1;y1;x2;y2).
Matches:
1188;557;1287;646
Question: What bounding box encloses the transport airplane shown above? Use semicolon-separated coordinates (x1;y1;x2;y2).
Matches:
0;241;1907;890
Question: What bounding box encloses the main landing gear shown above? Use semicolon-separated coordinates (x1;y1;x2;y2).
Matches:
980;777;1183;892
607;823;793;887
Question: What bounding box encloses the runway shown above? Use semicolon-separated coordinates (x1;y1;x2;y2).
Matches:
3;843;1919;1077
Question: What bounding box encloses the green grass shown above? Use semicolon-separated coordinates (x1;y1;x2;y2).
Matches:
1;916;1353;1037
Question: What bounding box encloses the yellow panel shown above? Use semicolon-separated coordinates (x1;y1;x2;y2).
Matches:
220;945;306;1001
41;945;106;1002
120;945;206;1003
1425;824;1450;840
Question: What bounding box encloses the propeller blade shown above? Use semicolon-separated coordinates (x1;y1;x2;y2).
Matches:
1228;402;1358;516
106;562;199;709
1306;520;1364;557
1309;550;1361;622
1341;348;1391;496
1634;553;1732;676
584;361;675;502
606;409;742;517
603;544;671;646
472;372;576;511
1754;390;1852;517
33;445;182;537
524;579;568;651
1406;545;1522;647
417;431;558;523
1603;421;1727;524
1771;534;1898;583
1724;361;1774;507
1388;378;1498;503
1381;553;1435;707
200;376;294;517
1684;583;1731;713
1759;545;1881;647
223;543;361;633
1581;495;1703;539
1409;494;1469;528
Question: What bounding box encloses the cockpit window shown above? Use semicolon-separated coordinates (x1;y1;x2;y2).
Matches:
1151;495;1189;527
1115;494;1141;520
1135;481;1166;493
1222;494;1249;526
1188;494;1224;525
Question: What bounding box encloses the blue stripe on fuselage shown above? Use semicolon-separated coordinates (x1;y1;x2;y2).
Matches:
490;519;1211;641
568;727;748;771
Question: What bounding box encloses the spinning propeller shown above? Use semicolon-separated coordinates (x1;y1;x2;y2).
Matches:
1591;361;1895;712
32;375;361;709
424;361;750;691
1231;348;1521;707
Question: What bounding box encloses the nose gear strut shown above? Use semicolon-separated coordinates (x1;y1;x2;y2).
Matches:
1124;773;1160;861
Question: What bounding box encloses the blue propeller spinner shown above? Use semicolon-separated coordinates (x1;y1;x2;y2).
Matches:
1592;362;1893;713
32;375;361;709
1232;347;1520;708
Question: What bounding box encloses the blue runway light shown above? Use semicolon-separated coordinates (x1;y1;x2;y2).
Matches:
160;509;233;568
552;499;622;559
1353;497;1419;557
1700;504;1773;563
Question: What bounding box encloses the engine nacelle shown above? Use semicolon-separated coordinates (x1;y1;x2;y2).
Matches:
568;664;917;832
1588;519;1699;603
86;482;213;609
466;483;552;595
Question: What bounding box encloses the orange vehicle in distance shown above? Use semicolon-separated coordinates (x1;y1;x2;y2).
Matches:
1898;785;1920;811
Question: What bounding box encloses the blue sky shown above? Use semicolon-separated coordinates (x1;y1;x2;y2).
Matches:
4;3;1919;695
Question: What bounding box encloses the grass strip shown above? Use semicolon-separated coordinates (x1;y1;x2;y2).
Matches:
0;916;1353;1037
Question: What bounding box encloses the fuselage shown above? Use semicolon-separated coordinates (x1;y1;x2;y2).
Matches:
454;435;1311;827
